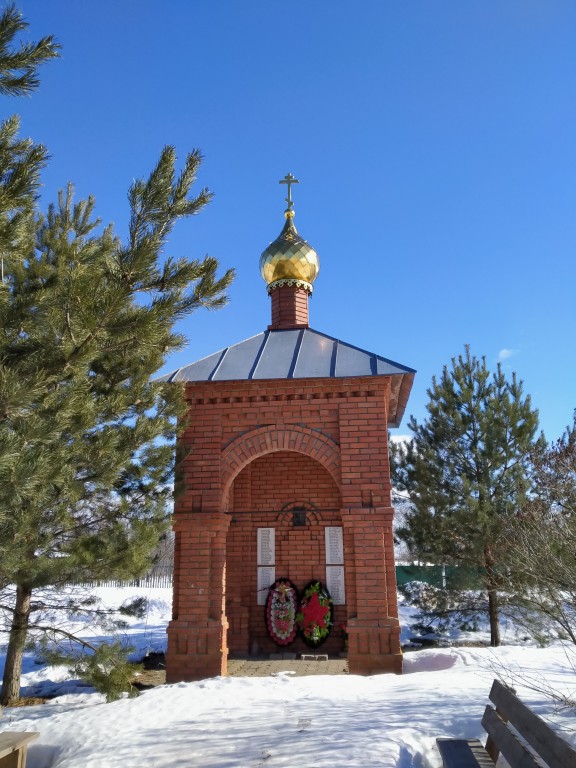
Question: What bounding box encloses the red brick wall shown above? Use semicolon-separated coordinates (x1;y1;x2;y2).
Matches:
227;511;348;656
167;373;403;680
227;451;345;655
269;285;310;329
174;376;391;517
231;451;341;512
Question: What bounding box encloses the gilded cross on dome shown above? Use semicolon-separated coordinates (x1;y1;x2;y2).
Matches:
279;173;299;210
260;172;319;293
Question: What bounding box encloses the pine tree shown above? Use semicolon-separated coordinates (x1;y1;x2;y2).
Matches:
505;415;576;644
394;346;539;646
0;158;234;706
0;7;234;706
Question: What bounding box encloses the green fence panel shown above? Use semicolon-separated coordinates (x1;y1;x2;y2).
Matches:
395;565;482;588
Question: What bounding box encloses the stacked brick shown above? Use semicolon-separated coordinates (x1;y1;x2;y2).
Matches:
269;284;311;329
166;373;404;682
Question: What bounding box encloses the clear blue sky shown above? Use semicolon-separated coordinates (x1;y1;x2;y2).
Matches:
12;1;576;441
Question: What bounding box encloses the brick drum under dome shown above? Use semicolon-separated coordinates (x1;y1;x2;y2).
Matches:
163;174;415;681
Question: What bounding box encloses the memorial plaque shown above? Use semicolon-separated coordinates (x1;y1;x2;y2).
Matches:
257;566;276;605
325;526;344;565
257;527;275;566
326;565;346;605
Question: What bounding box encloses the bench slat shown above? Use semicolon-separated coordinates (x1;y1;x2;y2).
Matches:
437;738;495;768
482;706;541;768
0;732;38;760
489;680;576;768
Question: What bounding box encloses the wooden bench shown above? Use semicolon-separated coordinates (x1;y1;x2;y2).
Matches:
0;732;38;768
437;679;576;768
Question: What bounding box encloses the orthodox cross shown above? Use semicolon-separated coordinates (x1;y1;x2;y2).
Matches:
279;173;299;210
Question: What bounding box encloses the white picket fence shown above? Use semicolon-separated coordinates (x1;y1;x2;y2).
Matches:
82;565;173;589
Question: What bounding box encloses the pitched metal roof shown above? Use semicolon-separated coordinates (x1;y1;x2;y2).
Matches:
160;328;415;383
159;328;415;427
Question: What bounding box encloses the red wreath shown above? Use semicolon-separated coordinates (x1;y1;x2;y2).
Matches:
296;580;334;647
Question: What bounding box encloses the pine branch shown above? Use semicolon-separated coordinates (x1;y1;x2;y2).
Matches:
0;5;60;97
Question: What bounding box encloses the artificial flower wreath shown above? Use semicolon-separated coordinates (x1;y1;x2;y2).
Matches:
265;578;299;645
295;580;334;647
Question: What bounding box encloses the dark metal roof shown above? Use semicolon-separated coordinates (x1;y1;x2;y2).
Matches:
160;327;414;382
159;328;415;427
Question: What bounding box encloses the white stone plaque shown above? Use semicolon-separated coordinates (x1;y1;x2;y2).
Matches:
326;565;346;605
325;526;344;565
257;566;276;605
257;527;275;566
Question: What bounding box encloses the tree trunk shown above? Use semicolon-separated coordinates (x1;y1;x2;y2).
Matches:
0;583;32;707
484;544;501;647
487;587;501;647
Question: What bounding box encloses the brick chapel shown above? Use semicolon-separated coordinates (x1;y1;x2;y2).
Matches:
164;175;415;682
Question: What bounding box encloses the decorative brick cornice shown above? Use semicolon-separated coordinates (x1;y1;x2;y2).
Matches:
267;278;313;294
188;389;378;406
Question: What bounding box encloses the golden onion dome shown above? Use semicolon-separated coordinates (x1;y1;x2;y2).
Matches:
260;175;320;294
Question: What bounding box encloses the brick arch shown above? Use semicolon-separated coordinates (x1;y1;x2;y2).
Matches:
276;508;322;525
221;426;341;501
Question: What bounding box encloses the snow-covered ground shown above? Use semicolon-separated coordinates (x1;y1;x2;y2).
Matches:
1;587;576;768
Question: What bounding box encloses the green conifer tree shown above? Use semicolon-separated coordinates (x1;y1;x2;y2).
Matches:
393;346;539;646
0;6;234;706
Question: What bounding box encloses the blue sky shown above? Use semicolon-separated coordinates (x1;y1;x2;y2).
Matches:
11;1;576;440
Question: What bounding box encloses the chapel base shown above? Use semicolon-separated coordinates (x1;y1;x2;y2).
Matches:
165;620;227;683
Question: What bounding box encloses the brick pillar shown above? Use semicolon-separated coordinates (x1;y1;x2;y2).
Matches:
166;512;231;682
269;285;310;329
342;506;402;675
